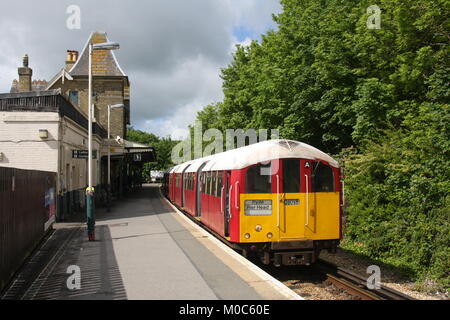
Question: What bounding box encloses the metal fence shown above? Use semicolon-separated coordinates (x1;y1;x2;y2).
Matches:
0;90;107;138
0;167;56;293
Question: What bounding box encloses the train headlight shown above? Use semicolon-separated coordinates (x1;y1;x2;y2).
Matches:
244;233;251;239
267;232;273;239
255;225;262;232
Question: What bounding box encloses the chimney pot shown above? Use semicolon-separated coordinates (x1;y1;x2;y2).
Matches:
65;50;79;71
23;54;29;67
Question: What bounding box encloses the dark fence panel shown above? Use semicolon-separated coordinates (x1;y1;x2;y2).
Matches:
0;167;56;292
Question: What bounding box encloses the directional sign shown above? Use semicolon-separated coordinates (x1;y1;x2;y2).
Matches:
72;150;97;159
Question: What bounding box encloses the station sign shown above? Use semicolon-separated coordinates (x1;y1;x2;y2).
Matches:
72;150;97;159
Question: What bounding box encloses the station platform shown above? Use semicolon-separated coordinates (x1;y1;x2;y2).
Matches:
1;184;301;300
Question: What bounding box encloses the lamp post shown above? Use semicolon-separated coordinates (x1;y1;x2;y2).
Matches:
87;40;120;241
107;104;124;212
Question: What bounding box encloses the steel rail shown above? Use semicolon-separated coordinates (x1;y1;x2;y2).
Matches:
318;259;415;300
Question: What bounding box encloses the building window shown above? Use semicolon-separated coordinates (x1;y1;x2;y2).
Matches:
69;91;79;107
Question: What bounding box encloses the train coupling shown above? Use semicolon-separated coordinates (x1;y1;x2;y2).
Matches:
273;251;315;266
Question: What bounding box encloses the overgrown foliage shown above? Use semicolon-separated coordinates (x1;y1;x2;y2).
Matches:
127;127;179;180
191;0;450;289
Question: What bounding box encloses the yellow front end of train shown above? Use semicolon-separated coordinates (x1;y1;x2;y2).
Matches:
239;192;340;243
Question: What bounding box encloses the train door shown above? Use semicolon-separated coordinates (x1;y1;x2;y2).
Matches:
303;160;316;235
182;173;186;207
307;161;340;239
278;159;306;240
224;171;231;237
196;162;208;218
181;165;191;208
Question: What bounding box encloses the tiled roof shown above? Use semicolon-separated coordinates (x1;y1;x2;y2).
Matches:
69;32;126;77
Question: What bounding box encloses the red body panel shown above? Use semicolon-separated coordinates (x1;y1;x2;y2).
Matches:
183;187;196;216
166;158;342;246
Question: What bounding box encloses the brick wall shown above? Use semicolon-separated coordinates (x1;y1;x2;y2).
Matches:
50;77;127;139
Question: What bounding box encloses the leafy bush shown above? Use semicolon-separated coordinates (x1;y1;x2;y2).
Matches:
343;102;450;290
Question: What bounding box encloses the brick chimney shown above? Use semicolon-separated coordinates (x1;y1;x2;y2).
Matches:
65;50;79;71
18;54;32;92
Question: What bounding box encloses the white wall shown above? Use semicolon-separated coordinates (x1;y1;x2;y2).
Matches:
59;117;103;193
0;112;104;194
0;112;59;172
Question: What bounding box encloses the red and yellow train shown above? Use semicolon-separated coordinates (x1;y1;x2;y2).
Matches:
162;139;342;266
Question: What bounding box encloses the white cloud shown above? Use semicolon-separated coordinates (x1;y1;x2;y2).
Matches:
0;0;282;137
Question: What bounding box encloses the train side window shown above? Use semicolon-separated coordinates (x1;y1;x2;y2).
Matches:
206;172;211;195
188;173;192;190
283;159;300;193
246;163;272;194
217;173;223;197
212;172;217;197
209;172;213;196
312;162;335;192
201;173;206;193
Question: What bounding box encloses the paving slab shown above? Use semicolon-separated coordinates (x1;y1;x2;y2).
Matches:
2;185;299;300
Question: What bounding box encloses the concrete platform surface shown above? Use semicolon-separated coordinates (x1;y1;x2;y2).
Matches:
1;185;300;300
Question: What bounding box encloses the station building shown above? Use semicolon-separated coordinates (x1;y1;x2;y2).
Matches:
0;32;155;221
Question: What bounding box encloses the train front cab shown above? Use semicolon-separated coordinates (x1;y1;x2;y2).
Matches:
236;158;341;266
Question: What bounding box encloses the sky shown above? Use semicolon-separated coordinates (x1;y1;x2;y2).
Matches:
0;0;282;139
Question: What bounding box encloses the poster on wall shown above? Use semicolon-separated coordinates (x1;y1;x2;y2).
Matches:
44;187;56;231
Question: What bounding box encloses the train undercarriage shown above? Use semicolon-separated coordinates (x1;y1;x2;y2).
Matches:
240;239;340;267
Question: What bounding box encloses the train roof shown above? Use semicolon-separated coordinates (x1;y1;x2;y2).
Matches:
184;155;215;173
169;165;179;173
173;160;196;173
174;139;339;173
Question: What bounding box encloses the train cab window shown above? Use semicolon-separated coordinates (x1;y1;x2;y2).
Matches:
312;162;335;192
283;159;300;193
246;163;272;194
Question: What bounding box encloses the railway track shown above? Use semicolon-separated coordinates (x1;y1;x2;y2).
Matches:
161;189;415;301
317;259;415;300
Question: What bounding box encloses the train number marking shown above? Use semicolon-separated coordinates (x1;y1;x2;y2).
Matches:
284;199;300;206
